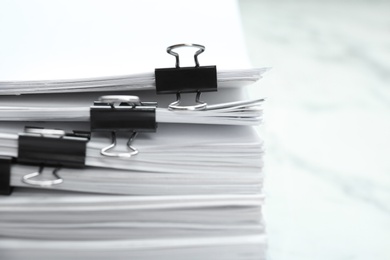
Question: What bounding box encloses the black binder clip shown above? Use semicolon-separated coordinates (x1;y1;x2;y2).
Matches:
0;156;13;195
17;127;90;187
155;43;217;111
90;95;157;158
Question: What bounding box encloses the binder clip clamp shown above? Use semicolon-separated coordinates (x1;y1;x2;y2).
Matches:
17;127;90;187
90;95;157;158
155;43;217;111
0;156;13;195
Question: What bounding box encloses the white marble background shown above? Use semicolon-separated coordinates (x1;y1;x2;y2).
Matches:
239;1;390;259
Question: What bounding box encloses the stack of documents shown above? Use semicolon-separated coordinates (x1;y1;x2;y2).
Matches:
0;0;266;259
0;92;266;259
0;124;264;195
0;68;265;95
0;69;266;126
0;190;266;260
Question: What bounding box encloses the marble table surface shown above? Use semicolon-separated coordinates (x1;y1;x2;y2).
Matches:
239;1;390;259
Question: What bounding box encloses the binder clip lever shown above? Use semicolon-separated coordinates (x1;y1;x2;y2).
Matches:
101;131;138;158
167;43;205;68
22;165;63;187
155;44;218;111
170;91;205;111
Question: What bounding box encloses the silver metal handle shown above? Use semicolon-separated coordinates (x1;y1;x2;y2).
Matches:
167;43;205;68
22;166;63;187
100;132;139;158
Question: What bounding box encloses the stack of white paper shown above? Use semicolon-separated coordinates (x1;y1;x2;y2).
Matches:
0;124;263;195
0;98;264;125
0;0;266;259
0;190;266;260
0;68;267;126
0;68;267;95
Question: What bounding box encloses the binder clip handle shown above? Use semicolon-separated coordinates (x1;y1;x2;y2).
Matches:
99;95;141;108
22;165;63;187
167;43;205;68
25;127;66;137
169;92;207;111
101;131;139;158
